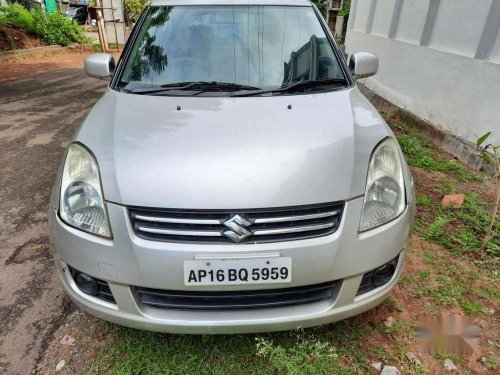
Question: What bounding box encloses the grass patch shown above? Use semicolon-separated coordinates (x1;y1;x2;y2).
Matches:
396;135;474;181
255;333;340;375
413;189;498;257
483;357;499;371
393;121;498;256
91;320;380;374
383;296;404;312
376;318;408;335
405;252;494;315
416;195;432;207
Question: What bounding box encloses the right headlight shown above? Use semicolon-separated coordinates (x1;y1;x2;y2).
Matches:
59;143;112;238
359;138;406;232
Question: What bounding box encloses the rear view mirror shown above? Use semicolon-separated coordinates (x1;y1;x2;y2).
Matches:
84;53;116;80
349;52;378;80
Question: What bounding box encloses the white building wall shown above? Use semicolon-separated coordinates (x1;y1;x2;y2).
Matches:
345;0;500;144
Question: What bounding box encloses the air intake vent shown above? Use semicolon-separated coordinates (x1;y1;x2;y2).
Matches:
356;255;400;296
129;202;344;244
136;281;341;310
69;266;115;303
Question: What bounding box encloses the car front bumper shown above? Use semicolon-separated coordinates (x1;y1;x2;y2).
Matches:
49;196;413;334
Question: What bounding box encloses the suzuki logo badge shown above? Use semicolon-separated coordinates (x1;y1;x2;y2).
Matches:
223;215;252;243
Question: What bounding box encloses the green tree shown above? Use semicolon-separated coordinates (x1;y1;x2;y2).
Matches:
311;0;327;17
123;0;149;24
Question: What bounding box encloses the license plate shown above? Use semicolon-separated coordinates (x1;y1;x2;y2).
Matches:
184;257;292;286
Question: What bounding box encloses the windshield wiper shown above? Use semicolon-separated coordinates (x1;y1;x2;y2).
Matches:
122;81;260;95
231;78;349;97
188;81;261;91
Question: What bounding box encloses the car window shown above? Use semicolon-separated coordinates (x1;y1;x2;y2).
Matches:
118;6;345;94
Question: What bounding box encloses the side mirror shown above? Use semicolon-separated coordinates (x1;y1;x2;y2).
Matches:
84;53;116;80
348;52;378;80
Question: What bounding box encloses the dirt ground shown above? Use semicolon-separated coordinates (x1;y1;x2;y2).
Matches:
0;50;100;83
0;25;43;52
0;54;107;374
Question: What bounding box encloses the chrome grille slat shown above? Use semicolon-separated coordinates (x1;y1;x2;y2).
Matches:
253;223;334;236
137;227;223;237
133;214;221;225
253;210;339;224
129;202;344;244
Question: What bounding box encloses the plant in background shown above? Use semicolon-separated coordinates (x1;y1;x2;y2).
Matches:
311;0;327;17
10;0;36;11
339;0;351;17
0;3;34;29
32;7;84;46
123;0;149;24
476;131;500;254
0;4;83;46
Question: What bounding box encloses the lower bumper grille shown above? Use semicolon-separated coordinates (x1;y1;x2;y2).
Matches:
69;266;115;303
136;282;341;310
129;202;344;244
356;255;400;296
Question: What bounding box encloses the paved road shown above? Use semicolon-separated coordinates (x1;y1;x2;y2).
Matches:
0;69;106;374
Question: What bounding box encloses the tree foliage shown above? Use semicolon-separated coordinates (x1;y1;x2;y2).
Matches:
311;0;327;17
0;3;83;46
123;0;149;23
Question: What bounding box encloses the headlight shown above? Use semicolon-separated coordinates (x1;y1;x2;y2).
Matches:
359;138;406;232
60;143;111;238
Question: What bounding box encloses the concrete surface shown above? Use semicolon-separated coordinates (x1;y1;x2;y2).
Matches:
346;0;500;145
0;69;107;374
357;84;490;173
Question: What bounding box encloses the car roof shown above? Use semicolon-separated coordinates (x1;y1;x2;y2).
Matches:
150;0;312;7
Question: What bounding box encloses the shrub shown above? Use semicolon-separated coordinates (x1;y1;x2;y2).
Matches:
123;0;149;23
31;8;83;46
311;0;327;17
0;4;84;46
397;134;474;180
0;3;33;29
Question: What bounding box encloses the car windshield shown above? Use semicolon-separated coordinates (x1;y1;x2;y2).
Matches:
117;5;346;95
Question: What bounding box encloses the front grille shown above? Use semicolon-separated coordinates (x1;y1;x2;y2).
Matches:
129;202;344;244
136;281;341;310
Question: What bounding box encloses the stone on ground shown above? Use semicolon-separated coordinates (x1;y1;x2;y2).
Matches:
55;360;66;372
370;362;383;374
441;194;464;208
381;365;401;375
444;358;458;372
384;316;395;328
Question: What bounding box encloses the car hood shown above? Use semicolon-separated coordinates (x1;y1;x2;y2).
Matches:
76;87;390;209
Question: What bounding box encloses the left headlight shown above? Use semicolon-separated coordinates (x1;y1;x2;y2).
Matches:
60;143;112;238
359;138;406;232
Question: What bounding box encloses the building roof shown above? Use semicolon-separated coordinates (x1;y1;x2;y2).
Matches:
150;0;312;7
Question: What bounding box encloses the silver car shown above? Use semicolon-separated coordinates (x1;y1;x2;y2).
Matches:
49;0;415;334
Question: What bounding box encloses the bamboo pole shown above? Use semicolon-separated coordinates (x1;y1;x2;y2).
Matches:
109;0;120;52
